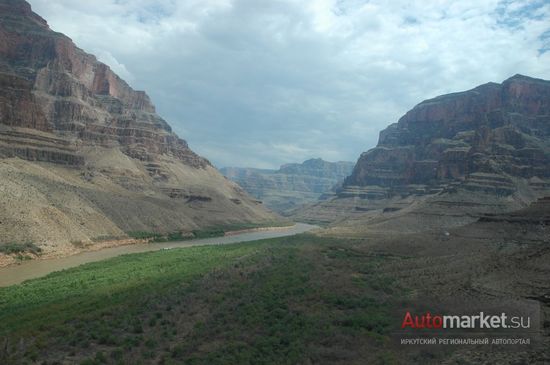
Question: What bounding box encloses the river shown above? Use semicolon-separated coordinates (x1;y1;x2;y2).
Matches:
0;223;318;287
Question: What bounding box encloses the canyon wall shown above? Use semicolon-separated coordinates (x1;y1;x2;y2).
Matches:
294;75;550;229
0;0;280;254
221;158;354;213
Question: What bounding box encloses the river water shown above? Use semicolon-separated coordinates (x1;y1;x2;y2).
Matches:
0;223;318;287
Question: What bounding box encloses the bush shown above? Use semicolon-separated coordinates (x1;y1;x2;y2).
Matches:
0;242;42;255
127;231;192;243
192;228;225;239
127;231;164;240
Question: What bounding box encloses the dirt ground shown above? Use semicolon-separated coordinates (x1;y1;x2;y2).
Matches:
347;207;550;364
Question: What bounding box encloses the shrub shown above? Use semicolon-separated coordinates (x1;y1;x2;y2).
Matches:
0;242;42;255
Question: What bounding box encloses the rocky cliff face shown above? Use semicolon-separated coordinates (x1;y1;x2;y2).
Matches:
0;0;205;167
0;0;279;255
293;75;550;227
344;75;550;197
221;159;354;213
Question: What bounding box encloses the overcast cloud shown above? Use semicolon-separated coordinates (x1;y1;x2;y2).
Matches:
27;0;550;168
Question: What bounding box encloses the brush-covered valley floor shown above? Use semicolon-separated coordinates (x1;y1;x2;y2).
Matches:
0;222;549;364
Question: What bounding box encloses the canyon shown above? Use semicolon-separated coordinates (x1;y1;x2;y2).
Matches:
0;2;549;364
221;158;354;213
293;75;550;232
0;0;280;258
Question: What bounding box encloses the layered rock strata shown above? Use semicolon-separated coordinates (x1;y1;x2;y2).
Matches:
294;75;550;227
0;0;279;254
221;158;354;213
344;74;550;198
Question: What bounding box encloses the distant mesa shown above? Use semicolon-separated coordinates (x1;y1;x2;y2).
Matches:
221;158;355;214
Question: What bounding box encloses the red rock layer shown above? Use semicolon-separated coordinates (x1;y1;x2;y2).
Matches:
0;0;207;168
345;75;550;195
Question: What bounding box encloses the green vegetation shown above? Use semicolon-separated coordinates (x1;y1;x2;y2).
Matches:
0;242;41;255
293;218;332;227
128;221;294;243
0;234;403;364
91;235;125;242
127;231;190;242
191;227;224;239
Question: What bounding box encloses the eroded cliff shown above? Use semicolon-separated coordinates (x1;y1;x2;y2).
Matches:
0;0;279;255
345;75;550;196
294;75;550;229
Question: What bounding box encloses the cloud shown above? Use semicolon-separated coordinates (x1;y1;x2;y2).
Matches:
28;0;550;168
93;50;135;82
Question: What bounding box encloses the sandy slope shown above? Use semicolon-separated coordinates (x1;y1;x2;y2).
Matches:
0;151;280;256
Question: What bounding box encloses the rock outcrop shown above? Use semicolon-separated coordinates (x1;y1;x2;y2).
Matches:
345;74;550;197
0;0;279;254
478;196;550;225
221;158;354;213
294;75;550;227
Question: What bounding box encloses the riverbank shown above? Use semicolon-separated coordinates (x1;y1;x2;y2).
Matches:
0;222;296;269
223;224;297;236
0;238;149;269
0;233;402;365
0;223;316;287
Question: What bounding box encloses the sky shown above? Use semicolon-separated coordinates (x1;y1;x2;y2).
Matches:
27;0;550;169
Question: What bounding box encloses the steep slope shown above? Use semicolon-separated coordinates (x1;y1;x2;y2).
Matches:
0;0;279;256
345;74;550;193
221;158;354;213
295;75;550;229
